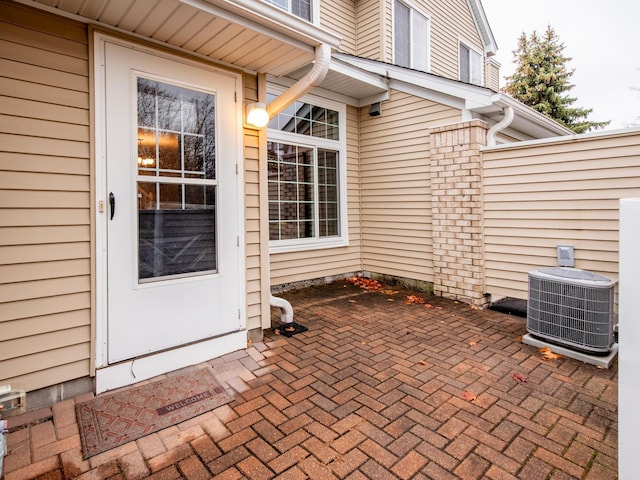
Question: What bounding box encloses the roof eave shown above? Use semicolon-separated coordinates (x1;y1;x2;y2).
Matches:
181;0;341;49
467;0;498;56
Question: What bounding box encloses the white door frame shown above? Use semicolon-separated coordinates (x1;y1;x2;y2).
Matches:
93;33;246;393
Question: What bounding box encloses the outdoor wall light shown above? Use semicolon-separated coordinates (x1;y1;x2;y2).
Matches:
246;102;269;128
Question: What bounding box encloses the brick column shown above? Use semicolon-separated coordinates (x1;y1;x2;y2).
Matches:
429;120;488;306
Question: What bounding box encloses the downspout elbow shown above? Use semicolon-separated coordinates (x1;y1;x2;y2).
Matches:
487;106;514;146
270;294;294;324
266;43;332;118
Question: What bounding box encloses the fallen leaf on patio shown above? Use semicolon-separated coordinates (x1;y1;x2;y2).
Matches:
512;373;529;383
405;295;427;305
516;335;523;343
461;390;477;402
419;360;428;366
387;298;394;302
346;276;382;291
349;299;357;303
539;347;565;361
383;289;399;295
470;304;478;310
247;339;253;347
274;329;281;335
469;340;478;346
284;326;296;332
424;303;434;309
436;306;443;310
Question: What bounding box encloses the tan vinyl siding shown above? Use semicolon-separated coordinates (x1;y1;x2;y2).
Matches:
269;106;362;285
485;58;500;91
483;131;640;300
320;0;356;55
0;1;91;391
372;0;484;80
356;0;384;60
360;89;461;281
428;0;483;80
243;72;265;329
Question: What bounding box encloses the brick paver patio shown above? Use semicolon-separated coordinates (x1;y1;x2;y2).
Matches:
2;281;618;479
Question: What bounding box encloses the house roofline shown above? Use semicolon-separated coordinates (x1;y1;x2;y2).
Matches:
467;0;498;56
332;53;572;139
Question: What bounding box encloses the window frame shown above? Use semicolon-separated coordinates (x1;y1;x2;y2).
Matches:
263;0;319;24
393;0;431;72
459;40;483;86
267;88;348;253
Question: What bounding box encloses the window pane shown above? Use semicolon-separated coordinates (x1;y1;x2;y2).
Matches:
460;44;470;82
267;142;316;241
292;0;311;21
138;182;217;279
317;149;339;237
470;49;482;85
394;1;410;68
137;78;215;179
412;12;429;71
269;100;339;140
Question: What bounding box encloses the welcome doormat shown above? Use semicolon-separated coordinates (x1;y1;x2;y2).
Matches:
76;368;231;458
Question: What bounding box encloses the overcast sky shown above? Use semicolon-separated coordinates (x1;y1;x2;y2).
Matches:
480;0;640;130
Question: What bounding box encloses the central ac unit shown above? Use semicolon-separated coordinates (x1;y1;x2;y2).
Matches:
527;267;616;353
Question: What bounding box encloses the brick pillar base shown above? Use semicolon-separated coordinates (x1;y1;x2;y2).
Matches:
429;120;488;306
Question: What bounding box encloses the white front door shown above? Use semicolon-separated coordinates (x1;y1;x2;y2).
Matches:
102;42;243;366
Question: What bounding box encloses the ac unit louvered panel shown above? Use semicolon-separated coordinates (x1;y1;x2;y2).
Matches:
527;267;616;353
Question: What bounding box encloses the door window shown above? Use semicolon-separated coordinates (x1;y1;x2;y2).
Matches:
136;78;218;281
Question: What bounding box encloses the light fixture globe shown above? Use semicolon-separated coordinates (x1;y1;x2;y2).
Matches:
246;102;269;128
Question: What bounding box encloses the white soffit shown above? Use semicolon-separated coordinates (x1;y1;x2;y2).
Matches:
280;57;390;106
22;0;340;76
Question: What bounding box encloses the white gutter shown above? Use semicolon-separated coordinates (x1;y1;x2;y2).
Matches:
486;106;514;146
266;43;332;118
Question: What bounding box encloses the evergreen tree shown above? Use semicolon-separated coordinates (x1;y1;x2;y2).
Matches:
503;26;609;134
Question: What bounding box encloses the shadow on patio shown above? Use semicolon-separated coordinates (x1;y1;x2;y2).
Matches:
3;281;618;479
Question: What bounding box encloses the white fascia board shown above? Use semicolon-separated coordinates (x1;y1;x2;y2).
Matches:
334;54;492;110
390;80;466;110
181;0;341;49
466;0;498;55
330;59;390;93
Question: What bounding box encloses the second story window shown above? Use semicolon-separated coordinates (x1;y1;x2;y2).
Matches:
265;0;312;22
394;0;430;72
459;42;483;85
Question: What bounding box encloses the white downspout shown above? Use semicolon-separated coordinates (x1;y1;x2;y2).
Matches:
270;295;294;323
267;44;332;325
266;43;332;118
486;106;514;146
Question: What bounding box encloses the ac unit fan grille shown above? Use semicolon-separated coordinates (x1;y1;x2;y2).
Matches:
527;270;615;353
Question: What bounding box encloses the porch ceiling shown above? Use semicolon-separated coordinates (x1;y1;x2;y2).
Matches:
23;0;340;76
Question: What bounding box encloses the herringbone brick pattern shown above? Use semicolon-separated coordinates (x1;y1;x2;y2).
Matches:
3;282;618;479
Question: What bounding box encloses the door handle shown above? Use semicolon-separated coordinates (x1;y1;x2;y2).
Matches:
109;192;115;220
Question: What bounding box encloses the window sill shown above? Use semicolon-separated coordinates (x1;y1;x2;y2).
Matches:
269;237;349;254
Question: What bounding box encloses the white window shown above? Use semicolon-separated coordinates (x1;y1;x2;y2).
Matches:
459;42;483;85
267;92;347;252
394;0;430;71
264;0;313;22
